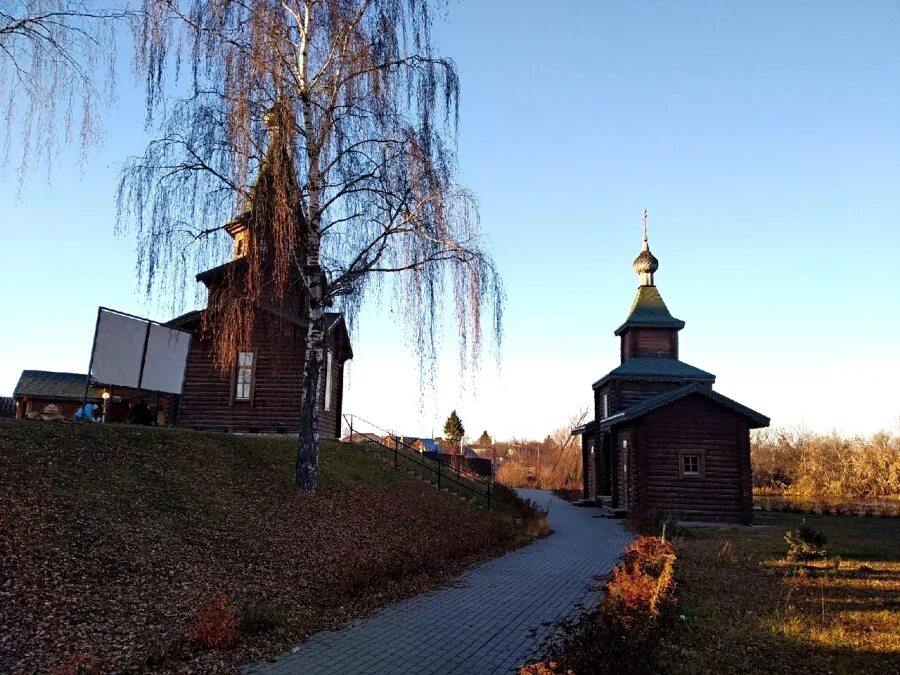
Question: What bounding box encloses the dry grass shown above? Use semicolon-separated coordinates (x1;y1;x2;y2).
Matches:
0;419;535;673
530;512;900;675
653;511;900;674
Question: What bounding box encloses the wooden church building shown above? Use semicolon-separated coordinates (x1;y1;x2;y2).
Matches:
574;212;768;523
167;109;352;437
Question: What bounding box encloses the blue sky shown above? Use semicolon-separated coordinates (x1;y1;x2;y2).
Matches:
1;0;898;439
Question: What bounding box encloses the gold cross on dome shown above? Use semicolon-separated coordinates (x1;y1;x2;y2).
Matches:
642;208;648;239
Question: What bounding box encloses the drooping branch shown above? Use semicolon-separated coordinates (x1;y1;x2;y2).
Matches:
119;0;503;396
0;2;131;187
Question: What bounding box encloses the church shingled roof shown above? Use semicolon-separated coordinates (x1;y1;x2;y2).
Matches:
592;357;715;388
613;286;686;335
599;382;769;429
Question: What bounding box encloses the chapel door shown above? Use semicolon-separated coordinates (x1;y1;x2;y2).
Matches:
600;433;613;497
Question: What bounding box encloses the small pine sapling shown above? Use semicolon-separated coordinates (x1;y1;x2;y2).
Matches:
784;520;828;561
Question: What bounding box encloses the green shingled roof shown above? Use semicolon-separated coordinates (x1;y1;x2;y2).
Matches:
13;370;103;401
599;381;770;429
592;357;715;388
614;285;685;335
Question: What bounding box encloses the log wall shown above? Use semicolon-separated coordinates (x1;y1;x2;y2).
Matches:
621;327;679;360
632;394;751;523
177;314;345;437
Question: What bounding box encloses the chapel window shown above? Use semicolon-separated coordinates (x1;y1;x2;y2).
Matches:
235;351;255;400
324;350;333;411
681;454;702;476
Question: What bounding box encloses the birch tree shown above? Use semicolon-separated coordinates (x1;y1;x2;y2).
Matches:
117;0;503;491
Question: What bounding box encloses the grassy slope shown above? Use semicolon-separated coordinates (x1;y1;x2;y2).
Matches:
0;420;526;673
654;512;900;674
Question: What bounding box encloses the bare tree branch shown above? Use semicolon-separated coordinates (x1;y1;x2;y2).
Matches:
0;2;133;188
118;0;504;490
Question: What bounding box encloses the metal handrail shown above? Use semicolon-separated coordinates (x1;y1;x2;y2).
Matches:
342;413;494;509
343;413;493;486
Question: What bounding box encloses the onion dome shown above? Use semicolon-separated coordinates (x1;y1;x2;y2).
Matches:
632;247;659;275
633;209;658;286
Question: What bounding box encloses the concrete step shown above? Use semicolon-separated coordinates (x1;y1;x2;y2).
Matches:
593;505;628;519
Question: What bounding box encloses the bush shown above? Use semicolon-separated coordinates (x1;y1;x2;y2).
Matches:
186;595;239;649
503;489;550;538
238;600;286;635
601;537;676;633
525;536;677;674
751;428;900;500
784;521;827;561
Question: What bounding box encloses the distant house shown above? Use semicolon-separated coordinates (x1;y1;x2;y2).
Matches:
466;444;501;476
468;445;494;459
573;216;768;523
411;438;442;454
381;435;418;449
12;370;171;423
424;451;493;478
341;432;382;444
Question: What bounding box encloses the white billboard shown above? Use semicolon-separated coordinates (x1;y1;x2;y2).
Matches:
88;308;192;395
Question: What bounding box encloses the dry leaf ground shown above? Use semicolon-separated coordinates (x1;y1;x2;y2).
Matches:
0;419;533;673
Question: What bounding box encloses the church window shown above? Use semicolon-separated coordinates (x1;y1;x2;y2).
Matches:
234;231;249;258
681;454;702;476
602;393;609;418
235;351;255;400
324;350;333;411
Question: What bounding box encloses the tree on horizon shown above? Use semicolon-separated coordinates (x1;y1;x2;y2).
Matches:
476;430;492;446
443;410;465;453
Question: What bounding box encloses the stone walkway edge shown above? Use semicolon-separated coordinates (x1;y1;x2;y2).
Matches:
244;489;633;675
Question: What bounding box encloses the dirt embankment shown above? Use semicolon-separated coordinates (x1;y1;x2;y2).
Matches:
0;420;525;673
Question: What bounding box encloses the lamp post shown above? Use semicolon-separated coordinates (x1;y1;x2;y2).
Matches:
101;390;111;423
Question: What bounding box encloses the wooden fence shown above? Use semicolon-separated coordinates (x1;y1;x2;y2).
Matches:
422;451;493;478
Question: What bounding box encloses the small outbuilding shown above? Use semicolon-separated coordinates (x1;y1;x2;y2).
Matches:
12;370;171;423
574;212;768;523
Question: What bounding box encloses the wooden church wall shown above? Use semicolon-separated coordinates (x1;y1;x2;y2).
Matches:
178;313;343;436
621;328;678;360
636;395;751;523
615;380;682;410
318;348;344;439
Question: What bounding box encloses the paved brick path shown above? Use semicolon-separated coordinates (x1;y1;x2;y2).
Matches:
245;489;632;675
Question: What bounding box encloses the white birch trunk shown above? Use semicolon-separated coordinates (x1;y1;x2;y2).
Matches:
296;264;325;490
294;0;324;491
